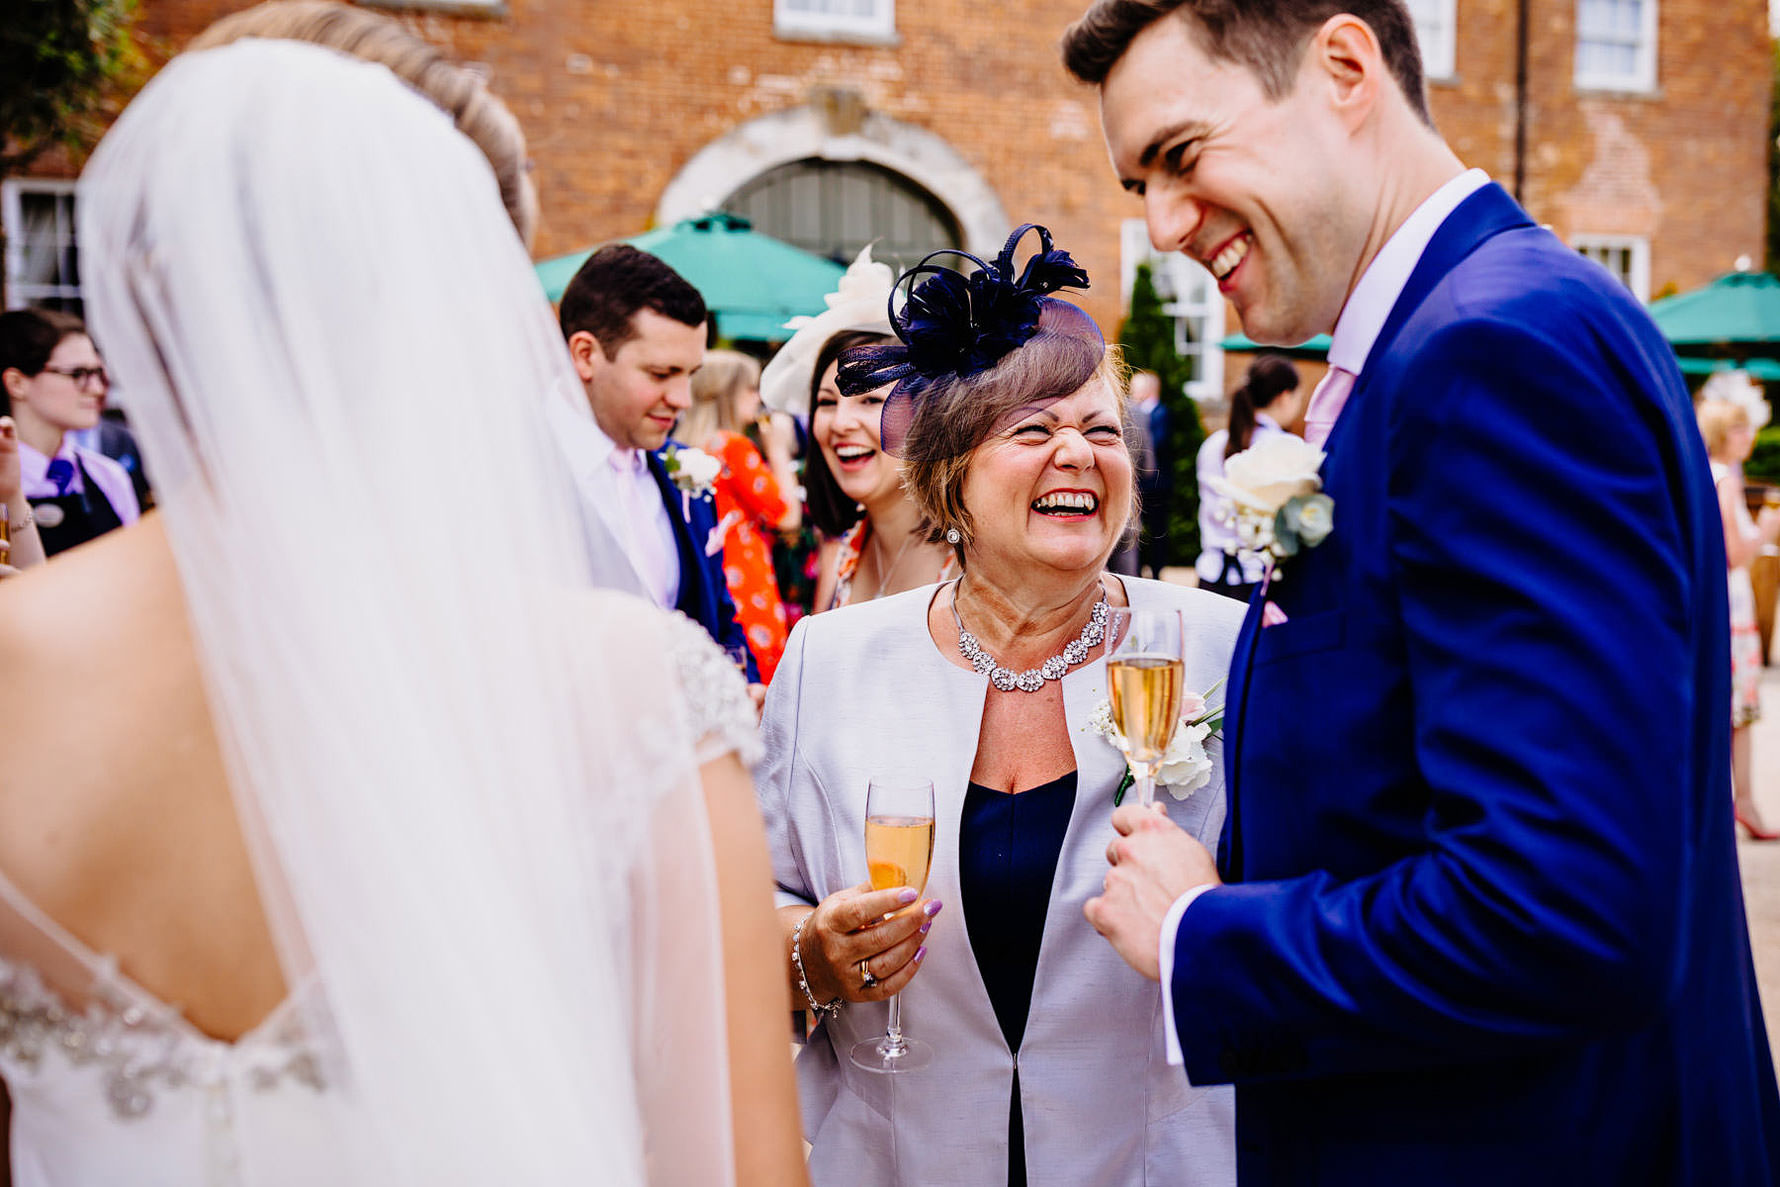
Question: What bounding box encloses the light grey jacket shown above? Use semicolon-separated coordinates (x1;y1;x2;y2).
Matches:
756;577;1244;1187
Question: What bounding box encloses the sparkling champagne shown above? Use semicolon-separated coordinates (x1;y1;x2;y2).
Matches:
865;815;935;897
1107;654;1184;763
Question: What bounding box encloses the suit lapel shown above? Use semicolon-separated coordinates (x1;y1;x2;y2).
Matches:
1221;183;1537;880
647;450;705;620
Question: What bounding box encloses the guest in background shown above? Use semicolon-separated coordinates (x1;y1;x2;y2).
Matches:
0;309;139;557
685;350;797;681
1130;370;1171;576
1109;381;1154;576
760;248;954;612
559;245;758;679
1193;354;1303;600
0;416;47;579
1699;396;1780;840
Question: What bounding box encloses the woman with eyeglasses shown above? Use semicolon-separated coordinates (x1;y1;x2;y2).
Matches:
0;308;140;556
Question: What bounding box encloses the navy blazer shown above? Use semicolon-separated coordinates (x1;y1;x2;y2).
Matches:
647;446;758;683
1175;184;1780;1184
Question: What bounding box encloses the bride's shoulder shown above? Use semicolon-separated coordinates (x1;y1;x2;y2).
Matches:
556;589;757;764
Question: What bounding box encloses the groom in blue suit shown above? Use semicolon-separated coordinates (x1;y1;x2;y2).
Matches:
558;245;757;681
1068;2;1780;1183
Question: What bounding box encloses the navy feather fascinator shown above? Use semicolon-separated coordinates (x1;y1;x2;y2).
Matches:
837;224;1104;456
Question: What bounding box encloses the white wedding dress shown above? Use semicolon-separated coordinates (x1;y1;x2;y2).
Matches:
5;39;755;1186
0;609;756;1187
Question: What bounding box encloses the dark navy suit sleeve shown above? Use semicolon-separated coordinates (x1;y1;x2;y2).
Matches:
1172;310;1701;1084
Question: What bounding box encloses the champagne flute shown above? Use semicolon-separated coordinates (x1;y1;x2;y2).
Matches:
850;777;936;1074
1106;608;1186;809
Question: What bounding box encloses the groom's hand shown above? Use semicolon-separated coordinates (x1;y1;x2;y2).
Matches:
1085;805;1221;981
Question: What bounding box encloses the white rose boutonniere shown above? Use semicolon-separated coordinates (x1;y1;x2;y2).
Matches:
1208;434;1334;579
664;445;721;497
1088;680;1224;806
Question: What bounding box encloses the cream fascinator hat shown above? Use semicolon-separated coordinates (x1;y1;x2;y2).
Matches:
759;244;896;421
1699;368;1771;431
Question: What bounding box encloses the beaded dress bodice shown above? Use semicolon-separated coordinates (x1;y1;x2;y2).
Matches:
0;614;758;1187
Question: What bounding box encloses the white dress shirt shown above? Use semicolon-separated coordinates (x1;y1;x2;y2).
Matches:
1161;167;1493;1067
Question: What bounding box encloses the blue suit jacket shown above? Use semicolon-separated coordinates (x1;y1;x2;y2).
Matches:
647;446;758;683
1176;184;1780;1184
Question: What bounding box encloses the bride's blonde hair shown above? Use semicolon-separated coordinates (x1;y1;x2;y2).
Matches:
189;1;538;248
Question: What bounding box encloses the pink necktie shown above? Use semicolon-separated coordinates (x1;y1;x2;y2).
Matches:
1303;366;1356;448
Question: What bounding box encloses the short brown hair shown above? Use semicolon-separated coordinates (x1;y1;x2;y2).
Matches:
1061;0;1431;126
902;347;1130;565
557;245;707;359
190;1;539;245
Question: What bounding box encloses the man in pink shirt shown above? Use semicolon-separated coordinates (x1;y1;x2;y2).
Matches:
0;309;139;558
556;246;757;680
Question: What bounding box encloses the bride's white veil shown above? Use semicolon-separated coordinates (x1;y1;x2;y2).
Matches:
78;40;733;1184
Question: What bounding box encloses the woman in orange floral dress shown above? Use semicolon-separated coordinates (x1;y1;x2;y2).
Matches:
685;351;799;681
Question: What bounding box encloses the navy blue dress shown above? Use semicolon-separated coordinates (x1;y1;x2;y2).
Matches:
959;771;1077;1187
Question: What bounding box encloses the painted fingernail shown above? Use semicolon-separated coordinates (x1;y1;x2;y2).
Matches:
914;945;928;962
919;921;932;936
923;900;943;918
897;888;919;904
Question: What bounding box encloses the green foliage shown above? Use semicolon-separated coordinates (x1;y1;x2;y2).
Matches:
1;0;147;176
1118;262;1207;566
1746;424;1780;485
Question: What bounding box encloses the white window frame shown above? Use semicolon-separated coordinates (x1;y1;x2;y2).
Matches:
1574;0;1658;93
1120;219;1226;403
1572;233;1651;302
774;0;895;43
1407;0;1457;82
2;179;82;311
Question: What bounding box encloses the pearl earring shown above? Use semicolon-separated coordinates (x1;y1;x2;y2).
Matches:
945;527;962;545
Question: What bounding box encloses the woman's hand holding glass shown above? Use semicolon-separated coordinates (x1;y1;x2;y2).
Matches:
799;881;941;1005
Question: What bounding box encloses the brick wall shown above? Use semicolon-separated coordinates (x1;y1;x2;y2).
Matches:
26;0;1773;336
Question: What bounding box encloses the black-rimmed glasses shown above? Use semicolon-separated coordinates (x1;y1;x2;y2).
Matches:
42;366;108;389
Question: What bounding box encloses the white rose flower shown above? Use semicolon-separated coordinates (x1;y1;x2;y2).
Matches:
1210;434;1326;512
1156;720;1214;799
669;446;722;493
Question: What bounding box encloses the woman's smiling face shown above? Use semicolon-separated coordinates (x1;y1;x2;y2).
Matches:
812;358;903;507
959;377;1133;579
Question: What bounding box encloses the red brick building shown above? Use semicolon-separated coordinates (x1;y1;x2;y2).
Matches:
5;0;1769;398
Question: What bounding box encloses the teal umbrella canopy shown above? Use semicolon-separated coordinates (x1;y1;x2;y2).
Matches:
1219;331;1332;358
1647;271;1780;350
535;212;846;343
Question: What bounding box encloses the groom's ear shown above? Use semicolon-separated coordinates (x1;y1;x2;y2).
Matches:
1307;14;1386;135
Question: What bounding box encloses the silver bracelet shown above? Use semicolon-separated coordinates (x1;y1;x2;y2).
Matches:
790;912;842;1019
2;506;32;534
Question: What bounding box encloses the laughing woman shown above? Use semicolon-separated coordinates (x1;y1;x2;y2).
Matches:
756;229;1243;1187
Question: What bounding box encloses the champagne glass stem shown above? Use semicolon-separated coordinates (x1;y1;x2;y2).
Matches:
882;993;908;1056
1133;761;1158;809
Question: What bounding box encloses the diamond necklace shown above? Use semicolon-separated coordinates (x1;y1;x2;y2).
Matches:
950;579;1109;693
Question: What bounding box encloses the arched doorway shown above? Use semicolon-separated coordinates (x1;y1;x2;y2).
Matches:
725;158;961;271
655;104;1009;260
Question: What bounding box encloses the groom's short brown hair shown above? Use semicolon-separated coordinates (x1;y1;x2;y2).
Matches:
1061;0;1431;127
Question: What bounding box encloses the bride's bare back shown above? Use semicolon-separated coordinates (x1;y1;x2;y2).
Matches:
0;517;287;1040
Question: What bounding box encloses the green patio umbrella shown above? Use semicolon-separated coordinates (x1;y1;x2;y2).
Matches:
535;212;845;343
1218;331;1331;358
1647;270;1780;351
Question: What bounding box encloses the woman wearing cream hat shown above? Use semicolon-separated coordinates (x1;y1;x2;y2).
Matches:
761;247;956;612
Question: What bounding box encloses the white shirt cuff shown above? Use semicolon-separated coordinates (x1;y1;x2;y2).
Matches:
1160;884;1219;1070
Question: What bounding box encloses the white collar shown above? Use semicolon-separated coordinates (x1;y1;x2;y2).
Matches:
1327;168;1490;376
